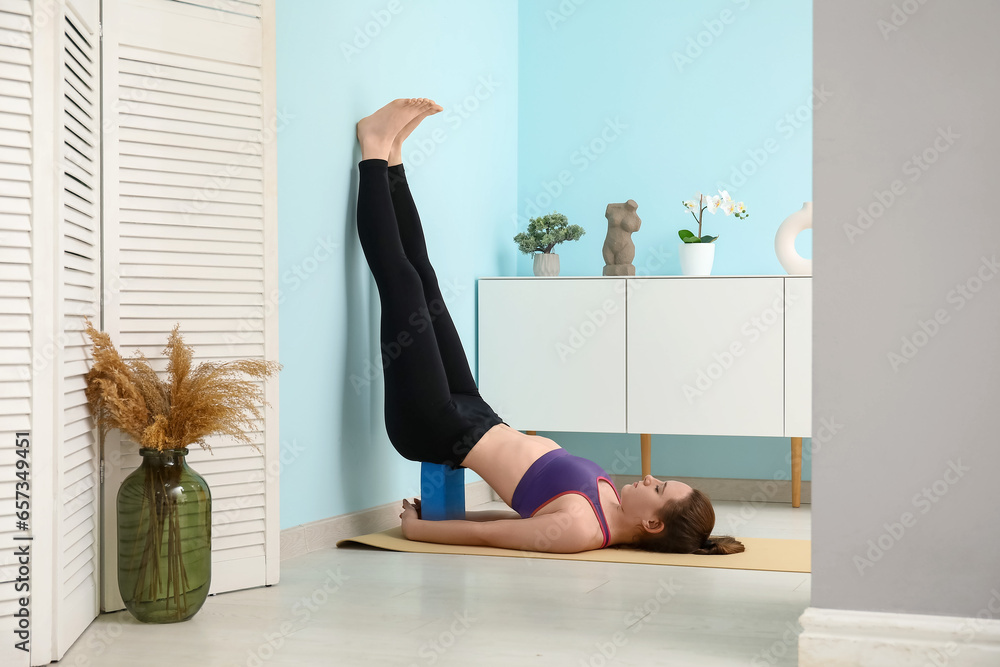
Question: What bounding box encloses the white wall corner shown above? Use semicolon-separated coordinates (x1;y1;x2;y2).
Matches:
798;606;1000;667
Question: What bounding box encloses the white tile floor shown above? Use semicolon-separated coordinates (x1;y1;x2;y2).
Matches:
62;499;810;666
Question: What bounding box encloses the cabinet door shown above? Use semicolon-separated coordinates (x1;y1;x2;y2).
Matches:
784;277;812;437
478;279;626;433
627;277;785;436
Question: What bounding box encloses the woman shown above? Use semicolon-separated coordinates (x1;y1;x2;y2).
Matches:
355;98;744;556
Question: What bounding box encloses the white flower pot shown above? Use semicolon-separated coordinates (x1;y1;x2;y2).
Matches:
533;252;560;276
678;242;715;276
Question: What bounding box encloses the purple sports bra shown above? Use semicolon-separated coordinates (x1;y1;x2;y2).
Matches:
510;449;620;548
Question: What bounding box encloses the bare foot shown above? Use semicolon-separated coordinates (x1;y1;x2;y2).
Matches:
356;98;429;161
388;98;444;166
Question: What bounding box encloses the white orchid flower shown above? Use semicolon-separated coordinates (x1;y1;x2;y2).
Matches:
718;189;733;204
704;194;721;214
735;201;747;215
682;199;700;213
720;198;736;215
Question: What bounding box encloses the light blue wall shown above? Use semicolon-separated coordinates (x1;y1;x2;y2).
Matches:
277;0;518;529
277;0;812;530
517;0;813;482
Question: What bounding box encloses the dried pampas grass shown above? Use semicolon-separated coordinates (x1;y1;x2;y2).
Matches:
83;316;282;452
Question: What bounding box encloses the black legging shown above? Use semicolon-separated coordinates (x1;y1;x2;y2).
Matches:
356;158;505;468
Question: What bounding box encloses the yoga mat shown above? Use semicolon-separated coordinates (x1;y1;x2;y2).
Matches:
337;527;810;573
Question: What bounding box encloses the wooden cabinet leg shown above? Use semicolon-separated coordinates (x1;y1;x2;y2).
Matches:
641;433;651;478
526;430;536;435
791;436;802;508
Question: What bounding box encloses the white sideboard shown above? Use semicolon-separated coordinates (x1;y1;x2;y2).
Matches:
478;275;812;506
784;277;812;436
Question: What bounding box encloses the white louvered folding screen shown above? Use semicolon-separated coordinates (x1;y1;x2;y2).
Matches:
0;0;276;658
2;0;104;664
0;2;34;665
100;0;278;609
51;0;103;658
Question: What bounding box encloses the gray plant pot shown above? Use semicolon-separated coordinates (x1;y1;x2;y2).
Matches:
533;252;560;276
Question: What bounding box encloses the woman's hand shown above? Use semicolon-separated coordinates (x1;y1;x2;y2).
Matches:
399;498;421;539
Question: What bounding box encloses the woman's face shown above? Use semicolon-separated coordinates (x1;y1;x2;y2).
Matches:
621;475;693;524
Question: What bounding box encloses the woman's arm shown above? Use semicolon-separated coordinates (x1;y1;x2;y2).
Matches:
408;497;520;522
400;500;596;553
464;509;522;522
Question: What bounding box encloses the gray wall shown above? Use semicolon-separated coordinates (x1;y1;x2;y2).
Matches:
814;0;1000;617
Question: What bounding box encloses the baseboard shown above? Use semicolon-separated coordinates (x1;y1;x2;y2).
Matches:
798;606;1000;666
280;480;499;560
611;474;811;505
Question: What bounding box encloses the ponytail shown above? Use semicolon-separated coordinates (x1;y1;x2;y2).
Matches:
690;535;745;555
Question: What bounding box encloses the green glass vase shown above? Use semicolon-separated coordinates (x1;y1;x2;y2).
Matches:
117;447;212;623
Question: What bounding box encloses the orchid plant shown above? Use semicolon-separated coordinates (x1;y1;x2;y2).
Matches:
679;190;749;243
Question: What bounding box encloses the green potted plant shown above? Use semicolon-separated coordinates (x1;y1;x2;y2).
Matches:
678;190;749;275
82;317;282;623
514;211;585;276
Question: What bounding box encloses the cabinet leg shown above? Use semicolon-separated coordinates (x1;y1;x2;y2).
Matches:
641;433;651;478
791;437;802;508
526;430;536;436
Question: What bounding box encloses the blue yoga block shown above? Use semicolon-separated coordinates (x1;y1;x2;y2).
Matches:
420;462;465;521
